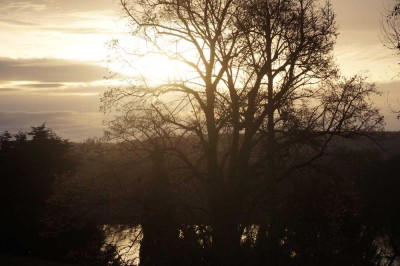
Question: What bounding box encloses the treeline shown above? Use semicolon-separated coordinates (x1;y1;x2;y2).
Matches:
0;125;399;265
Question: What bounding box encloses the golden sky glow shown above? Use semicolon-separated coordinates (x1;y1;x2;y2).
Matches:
0;0;399;140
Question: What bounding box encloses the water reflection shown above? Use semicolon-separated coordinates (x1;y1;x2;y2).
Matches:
105;224;260;265
105;225;142;266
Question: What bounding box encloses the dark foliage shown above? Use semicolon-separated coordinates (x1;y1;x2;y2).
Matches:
1;126;399;265
0;125;121;265
0;125;74;256
131;146;400;266
84;136;399;265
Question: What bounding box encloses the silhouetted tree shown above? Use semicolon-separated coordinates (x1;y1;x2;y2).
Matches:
103;0;384;264
0;125;74;257
0;125;121;265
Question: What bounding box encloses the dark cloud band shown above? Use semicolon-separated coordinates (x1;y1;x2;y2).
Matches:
0;58;106;82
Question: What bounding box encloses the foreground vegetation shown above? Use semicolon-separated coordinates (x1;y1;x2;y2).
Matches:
0;127;399;265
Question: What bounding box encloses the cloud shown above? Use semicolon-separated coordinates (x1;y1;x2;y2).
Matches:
20;83;65;88
0;58;107;82
0;1;49;13
0;86;107;140
0;88;21;93
47;0;118;13
0;0;116;14
32;85;108;95
43;27;117;35
0;92;101;112
0;0;127;61
332;0;383;31
0;18;38;26
0;81;110;95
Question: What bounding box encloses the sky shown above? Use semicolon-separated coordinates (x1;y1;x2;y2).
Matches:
0;0;400;141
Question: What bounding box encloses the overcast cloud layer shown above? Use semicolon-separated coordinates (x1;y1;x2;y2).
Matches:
0;0;399;140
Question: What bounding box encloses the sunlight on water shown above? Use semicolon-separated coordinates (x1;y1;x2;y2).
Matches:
104;225;142;266
241;225;259;246
104;224;261;265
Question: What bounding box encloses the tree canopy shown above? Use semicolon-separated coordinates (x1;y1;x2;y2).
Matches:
102;0;385;264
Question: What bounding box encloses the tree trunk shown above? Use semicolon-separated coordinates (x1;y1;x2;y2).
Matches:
210;185;243;266
140;148;179;266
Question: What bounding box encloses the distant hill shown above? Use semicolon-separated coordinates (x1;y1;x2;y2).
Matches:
329;131;400;157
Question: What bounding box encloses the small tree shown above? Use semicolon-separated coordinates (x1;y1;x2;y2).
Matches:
103;0;384;264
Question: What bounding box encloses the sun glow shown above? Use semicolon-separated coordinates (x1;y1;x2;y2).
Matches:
107;50;195;86
103;30;205;86
134;54;190;82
